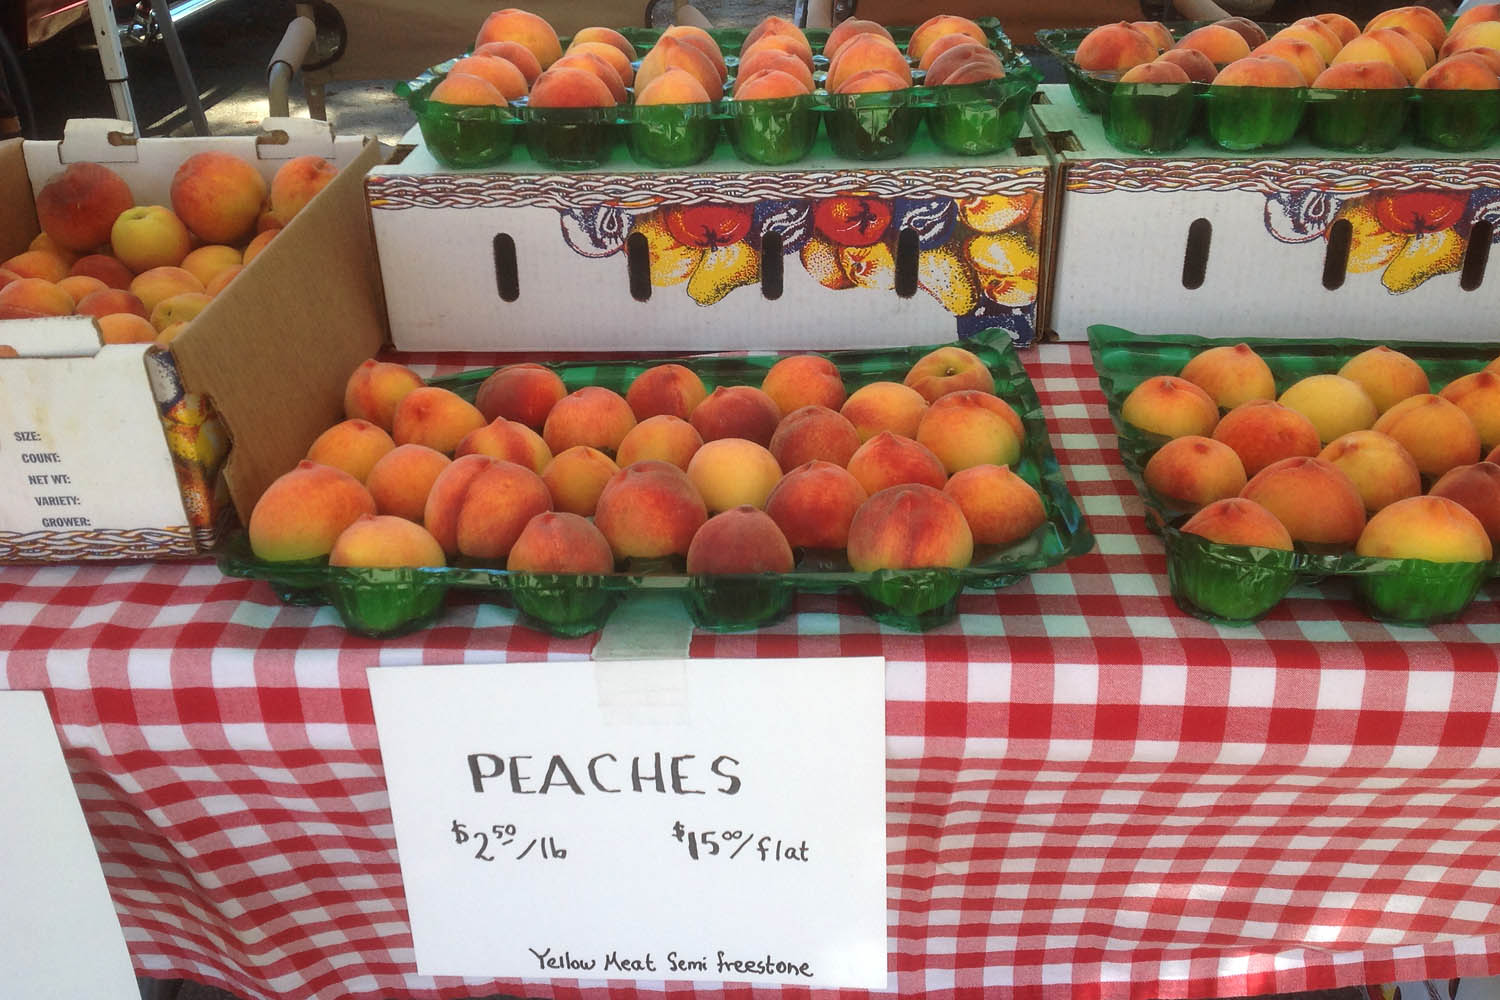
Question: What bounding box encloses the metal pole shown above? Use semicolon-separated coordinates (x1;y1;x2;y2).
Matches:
87;0;138;130
147;0;211;134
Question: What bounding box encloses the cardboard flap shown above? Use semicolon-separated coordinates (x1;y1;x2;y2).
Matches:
0;139;38;258
255;117;336;159
0;317;102;357
57;119;139;165
169;138;388;522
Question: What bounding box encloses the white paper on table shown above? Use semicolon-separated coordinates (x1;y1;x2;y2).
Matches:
0;691;139;999
369;657;888;989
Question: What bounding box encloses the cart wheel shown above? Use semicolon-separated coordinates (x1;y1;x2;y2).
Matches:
297;0;346;71
644;0;672;28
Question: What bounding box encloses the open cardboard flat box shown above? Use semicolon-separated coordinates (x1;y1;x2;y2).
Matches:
1034;83;1500;342
0;119;386;564
366;124;1055;353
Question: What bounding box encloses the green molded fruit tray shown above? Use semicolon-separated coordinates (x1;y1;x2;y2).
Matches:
398;19;1042;169
1090;324;1500;627
218;334;1093;638
1037;24;1500;154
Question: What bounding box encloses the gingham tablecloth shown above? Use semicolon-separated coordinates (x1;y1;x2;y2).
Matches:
3;342;1499;1000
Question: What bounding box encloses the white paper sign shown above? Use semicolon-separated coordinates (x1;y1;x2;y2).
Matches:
368;658;888;989
0;691;139;999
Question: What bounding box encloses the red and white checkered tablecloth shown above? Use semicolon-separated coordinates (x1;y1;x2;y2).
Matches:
3;342;1499;1000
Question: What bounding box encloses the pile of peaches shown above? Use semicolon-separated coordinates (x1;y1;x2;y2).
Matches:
0;151;338;347
240;343;1072;631
1115;336;1500;622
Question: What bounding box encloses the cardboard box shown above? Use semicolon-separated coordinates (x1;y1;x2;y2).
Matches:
1034;83;1500;342
0;119;387;563
365;128;1054;352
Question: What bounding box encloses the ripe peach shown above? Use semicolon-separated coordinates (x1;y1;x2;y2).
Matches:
268;155;340;226
764;460;867;550
57;274;107;304
1142;435;1248;510
110;205;193;272
392;386;488;454
840;381;929;440
473;40;543;83
1240;456;1367;549
248;460;377;562
1372;393;1482;479
825;34;911;94
626;363;707;421
686;437;783;511
846;484;974;572
1332;30;1428;84
1277;374;1379;444
733;49;815;95
593;460;708;560
242;229;277;265
34;162;135;253
1439;371;1500;451
474;8;561;69
170;151;267;245
1313;59;1412;88
1216;16;1268;49
1181;497;1293;550
661;24;727;81
1442;21;1500;60
430;72;509;106
1252;37;1327;85
1418;54;1500;90
1178;342;1277;409
636;36;723;100
1367;6;1449;56
1337;346;1430;413
567;40;635;87
636;67;712;105
436;456;553;562
570;26;637;62
154;321;189;348
903;345;996;402
915;389;1024;473
1211;399;1321;476
1275;18;1343;63
925;44;1005;87
179;245;242;289
455;417;552;474
542;385;637;456
1130;20;1175;52
908;14;987;62
1453;3;1500;37
1315;12;1362;47
1156;47;1218;83
1178;24;1253;65
769;404;862;469
1119;61;1191;84
733;69;812;100
203;263;241;297
933;57;1007;87
0;278;73;318
307;419;399;483
330;514;445;568
69;253;134;290
689;385;781;446
1355;495;1493;563
1446;46;1500;75
685;506;795;575
943;464;1046;546
1120;375;1220;439
365;443;451;522
741;15;813;66
1213;54;1306;87
96;313;158;344
552;51;627;104
1318;430;1422;513
474;362;566;429
1076;22;1160;72
31;231;76;264
3;249;69;283
129;265;204;314
825;18;893;61
507;511;616;574
761;354;846;415
149;291;213;332
541;445;619;516
846;431;948;496
615;414;703;470
527;66;615;107
344;359;425;430
1430;462;1500;544
414;453;498;547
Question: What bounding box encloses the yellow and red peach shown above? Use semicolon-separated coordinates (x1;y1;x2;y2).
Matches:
1217;16;1269;48
1120;374;1220;439
593;459;708;559
1332;29;1428;83
943;464;1046;546
846;430;948;495
110;205;193;272
566;40;635;87
762;354;847;415
1131;20;1175;52
1276;18;1343;63
1453;2;1500;36
70;253;134;290
840;380;929;440
392;386;488;455
1178;24;1254;65
179;245;242;289
1252;37;1327;85
1143;435;1248;509
128;265;204;314
1277;374;1379;444
1367;6;1449;56
1443;21;1500;59
149;291;213;332
769;404;862;469
1178;342;1277;409
733;68;812;100
943;60;1009;86
418;454;515;554
637;67;713;104
1156;47;1219;82
1337;345;1430;412
268;155;340;227
329;514;445;568
847;483;974;571
540;445;619;517
551;51;628;103
1418;53;1500;89
825;33;912;93
570;26;637;62
1076;22;1160;72
614;414;704;470
455;417;552;474
474;8;562;69
438;457;553;562
685;506;795;575
57;274;107;304
344;359;425;430
542;385;637;456
764;459;868;550
1438;370;1500;451
248;460;377;561
915;389;1024;473
1355;495;1493;562
1429;461;1500;544
1181;497;1294;550
626;363;707;421
1211;399;1322;476
689;384;781;446
242;229;277;265
3;249;69;283
1240;456;1367;548
1317;429;1422;513
431;72;509;107
636;36;723;100
506;510;616;574
365;443;451;522
1372;393;1482;479
528;65;616;107
826;18;894;61
733;49;815;94
925;44;1004;87
686;437;783;511
0;278;73;318
473;40;543;83
1120;61;1191;84
741;15;813;65
661;24;727;81
1213;54;1306;87
34;162;135;253
474;362;566;429
1315;12;1362;46
170;151;267;245
75;287;147;320
908;14;987;62
95;313;158;344
903;344;997;402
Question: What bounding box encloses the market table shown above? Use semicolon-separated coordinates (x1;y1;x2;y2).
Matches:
3;341;1499;1000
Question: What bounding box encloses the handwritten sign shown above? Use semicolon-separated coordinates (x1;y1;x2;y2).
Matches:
0;691;140;998
368;657;887;988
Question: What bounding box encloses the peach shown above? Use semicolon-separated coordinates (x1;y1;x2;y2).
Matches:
636;36;723;100
1240;456;1367;548
846;483;974;572
551;51;627;104
34;162;135;253
29;232;76;265
310;428;418;493
1338;345;1430;412
0;268;18;293
428;456;553;562
1216;16;1268;49
242;229;277;265
904;345;996;402
762;354;846;415
179;245;242;289
540;445;619;516
1131;20;1175;52
1213;54;1306;88
96;313;159;344
474;362;566;429
1442;23;1500;60
836;69;912;95
925;43;1004;87
527;66;614;107
1178;24;1253;65
170;151;267;245
110;205;192;272
149;291;213;332
473;41;542;83
733;49;815;95
1119;61;1191;84
154;322;189;348
593;459;708;559
475;8;562;69
1143;435;1248;510
1418;54;1500;89
344;359;425;430
129;265;204;314
566;40;635;87
769;404;862;469
542;385;637;456
626;363;707;421
1390;27;1439;69
1318;430;1422;513
1332;30;1428;84
204;264;244;297
935;60;1006;87
1276;18;1343;63
944;463;1047;546
916;32;986;72
2;249;69;283
685;506;795;575
268;155;340;226
1252;37;1327;85
764;459;867;549
733;69;812;100
0;278;73;318
455;417;552;474
1277;374;1379;444
615;414;703;470
1076;22;1160;72
507;511;615;574
1447;46;1500;75
56;274;107;304
329;514;445;568
846;431;948;495
840;381;929;440
908;14;987;62
689;385;781;446
392;386;488;454
915;389;1024;473
1181;497;1293;550
1178;343;1277;409
1453;3;1500;36
1429;462;1500;544
741;15;813;66
1367;6;1449;56
825;18;894;61
415;454;502;548
1120;375;1220;439
1439;371;1500;450
826;34;911;94
1315;12;1362;47
1372;393;1482;479
635;67;712;105
1156;47;1218;83
1211;399;1321;476
248;460;377;562
1313;60;1413;88
1355;495;1493;563
661;24;727;81
431;72;510;106
686;437;783;511
569;26;636;62
365;443;451;522
69;253;134;290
